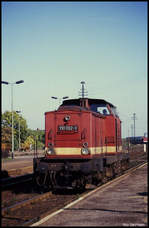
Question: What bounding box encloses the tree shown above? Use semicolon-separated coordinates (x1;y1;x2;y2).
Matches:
1;126;12;143
2;111;28;150
2;111;45;152
27;128;45;149
1;111;12;128
21;136;35;151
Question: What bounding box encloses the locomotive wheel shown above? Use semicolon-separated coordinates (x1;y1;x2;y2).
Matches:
92;171;103;186
73;176;86;192
101;168;108;184
121;159;129;171
36;173;45;186
106;165;114;178
114;161;121;175
33;172;50;192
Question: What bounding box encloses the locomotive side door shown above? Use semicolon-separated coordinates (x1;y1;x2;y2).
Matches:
94;115;103;156
115;118;118;152
100;118;103;154
94;117;97;155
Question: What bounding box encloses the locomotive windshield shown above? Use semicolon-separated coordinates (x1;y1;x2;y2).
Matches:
62;98;119;116
90;103;110;115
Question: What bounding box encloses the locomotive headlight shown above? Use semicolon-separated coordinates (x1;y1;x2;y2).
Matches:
81;147;89;155
64;115;70;122
45;146;54;155
45;143;54;155
47;149;53;155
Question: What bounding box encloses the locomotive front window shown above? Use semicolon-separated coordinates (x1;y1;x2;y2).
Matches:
90;104;110;115
97;106;110;115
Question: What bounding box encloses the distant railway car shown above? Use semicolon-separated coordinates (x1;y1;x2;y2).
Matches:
127;136;144;145
33;97;129;191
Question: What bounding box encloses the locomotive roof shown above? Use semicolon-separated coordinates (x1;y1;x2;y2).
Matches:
62;98;116;108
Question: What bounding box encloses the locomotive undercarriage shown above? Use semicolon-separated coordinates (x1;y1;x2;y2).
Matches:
33;154;129;192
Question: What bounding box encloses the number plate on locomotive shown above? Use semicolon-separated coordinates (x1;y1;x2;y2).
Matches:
58;125;78;133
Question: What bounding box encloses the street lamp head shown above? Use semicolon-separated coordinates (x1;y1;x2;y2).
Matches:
16;111;21;113
1;81;9;85
63;96;69;99
16;80;24;84
51;96;58;99
51;96;69;100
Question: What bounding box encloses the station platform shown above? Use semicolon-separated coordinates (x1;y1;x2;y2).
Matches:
2;151;44;172
32;163;148;227
1;156;34;171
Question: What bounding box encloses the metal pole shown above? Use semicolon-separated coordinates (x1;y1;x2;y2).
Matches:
81;81;85;98
131;124;133;137
16;110;21;151
18;116;20;151
132;113;136;142
36;128;39;157
34;136;36;158
127;128;130;152
133;113;136;139
2;80;24;158
11;84;14;159
51;96;69;110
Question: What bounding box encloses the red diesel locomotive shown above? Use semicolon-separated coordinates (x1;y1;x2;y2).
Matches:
33;97;129;191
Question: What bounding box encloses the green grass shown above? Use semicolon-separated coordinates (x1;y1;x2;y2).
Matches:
2;157;13;162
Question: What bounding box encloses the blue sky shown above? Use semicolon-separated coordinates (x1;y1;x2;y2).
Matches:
2;1;147;138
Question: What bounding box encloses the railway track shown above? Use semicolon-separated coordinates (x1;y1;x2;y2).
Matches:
1;151;147;227
1;173;33;190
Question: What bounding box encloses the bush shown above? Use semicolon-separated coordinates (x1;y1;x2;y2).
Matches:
1;143;11;158
2;150;10;158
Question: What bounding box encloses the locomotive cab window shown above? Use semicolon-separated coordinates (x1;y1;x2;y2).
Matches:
111;107;119;117
90;104;110;115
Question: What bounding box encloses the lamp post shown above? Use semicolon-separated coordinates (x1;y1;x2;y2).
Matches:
35;128;39;157
2;80;24;159
51;96;69;109
16;110;21;151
